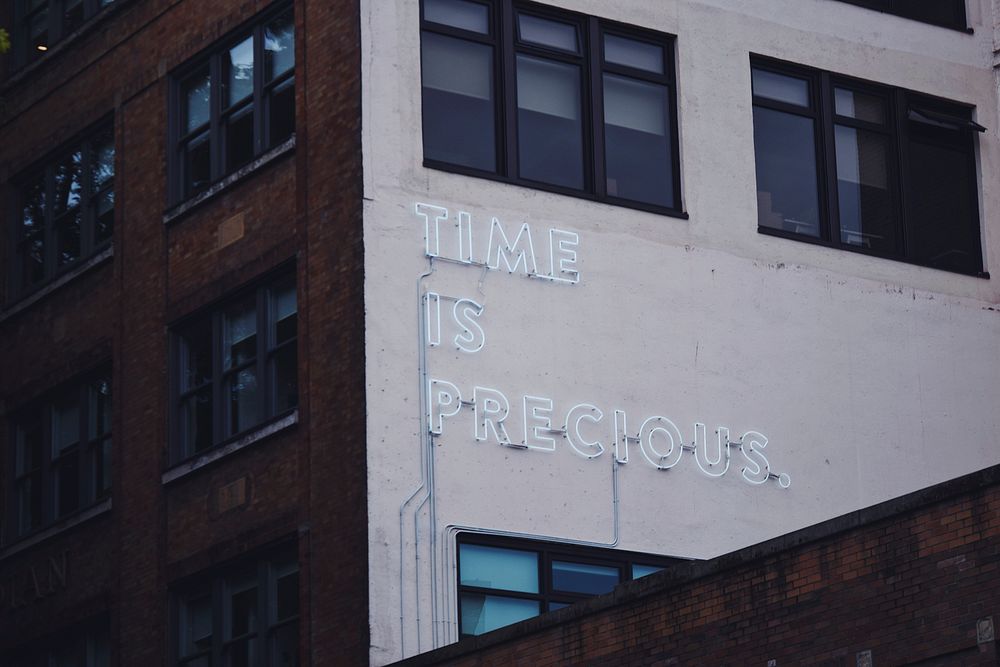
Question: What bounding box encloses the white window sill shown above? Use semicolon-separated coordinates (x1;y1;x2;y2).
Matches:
161;410;298;485
0;498;112;561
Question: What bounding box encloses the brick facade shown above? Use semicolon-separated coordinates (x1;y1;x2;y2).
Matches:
395;466;1000;666
0;0;367;664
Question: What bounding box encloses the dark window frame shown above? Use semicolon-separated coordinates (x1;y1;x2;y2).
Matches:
419;0;685;218
751;56;985;277
169;267;298;464
5;366;112;543
171;545;299;667
9;118;115;301
456;533;678;637
831;0;968;32
167;2;296;205
11;0;115;69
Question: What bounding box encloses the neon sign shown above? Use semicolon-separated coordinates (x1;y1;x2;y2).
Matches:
415;203;790;489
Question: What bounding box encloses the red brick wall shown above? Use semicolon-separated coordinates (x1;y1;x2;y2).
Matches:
0;0;367;663
398;467;1000;667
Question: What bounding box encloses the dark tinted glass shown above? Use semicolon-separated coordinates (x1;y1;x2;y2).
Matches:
268;77;295;146
56;211;81;266
183;70;211;133
835;126;896;253
271;623;298;667
516;55;583;189
228;367;260;435
604;34;663;74
460;593;539;636
183;388;214;454
63;0;85;34
518;14;578;52
897;0;965;27
905;123;979;273
752;106;821;237
184;133;212;196
226;104;256;171
424;0;489;33
56;450;80;516
551;560;620;594
421;33;497;172
603;74;672;207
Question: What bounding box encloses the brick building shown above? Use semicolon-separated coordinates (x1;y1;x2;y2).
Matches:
1;0;999;665
0;0;368;664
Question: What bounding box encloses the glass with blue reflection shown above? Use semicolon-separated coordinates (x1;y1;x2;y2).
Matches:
459;544;539;636
632;564;663;579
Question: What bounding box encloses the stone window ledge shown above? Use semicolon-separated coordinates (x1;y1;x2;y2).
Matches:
0;498;112;561
0;246;114;323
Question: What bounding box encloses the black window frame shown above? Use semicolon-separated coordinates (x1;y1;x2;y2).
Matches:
419;0;685;218
831;0;968;32
11;0;116;69
9;118;115;301
167;2;296;205
171;546;300;667
750;56;985;277
456;533;678;638
5;366;112;543
169;267;298;464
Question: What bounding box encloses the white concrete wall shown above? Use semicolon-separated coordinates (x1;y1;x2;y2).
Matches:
361;0;1000;662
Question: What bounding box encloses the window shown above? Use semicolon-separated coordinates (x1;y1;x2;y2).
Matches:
12;0;115;68
171;271;297;462
11;122;115;298
420;0;682;215
457;534;675;637
169;4;295;203
831;0;967;31
751;58;985;276
174;549;299;667
6;618;110;666
7;369;111;540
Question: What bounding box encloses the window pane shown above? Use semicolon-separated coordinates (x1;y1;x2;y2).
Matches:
182;595;213;656
92;131;115;188
421;32;496;171
604;34;664;74
183;388;214;454
459;544;538;593
632;564;663;579
53;394;80;454
53;151;83;215
226;36;255;107
90;377;112;437
272;279;297;345
184;132;212;196
20;177;46;287
267;77;295;146
603;74;672;207
752;68;810;107
551;560;620;595
229;367;260;435
549;601;570;611
228;583;258;637
56;211;82;267
92;437;112;498
276;569;299;621
518;14;578;52
183;321;213;390
270;344;298;413
900;0;965;27
516;55;583;189
270;623;298;667
424;0;489;33
460;594;539;636
184;70;211;133
55;449;80;516
94;189;115;244
906;128;979;273
265;12;295;80
226;104;255;171
835;125;895;253
752;106;821;237
225;297;258;369
834;88;885;125
16;418;43;474
17;474;43;533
